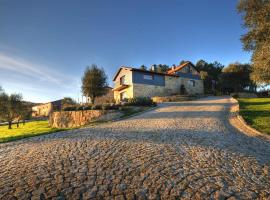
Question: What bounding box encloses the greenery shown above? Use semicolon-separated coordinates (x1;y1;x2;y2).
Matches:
195;60;224;93
0;90;23;129
81;64;108;104
127;97;156;106
0;120;66;143
139;65;147;71
238;98;270;135
219;63;256;93
238;0;270;84
120;106;153;118
62;97;77;110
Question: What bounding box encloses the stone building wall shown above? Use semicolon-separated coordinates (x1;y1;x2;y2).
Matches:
133;84;165;98
121;76;203;99
164;76;181;95
32;103;53;117
180;78;204;94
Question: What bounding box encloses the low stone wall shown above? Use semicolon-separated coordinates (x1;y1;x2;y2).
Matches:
49;110;121;128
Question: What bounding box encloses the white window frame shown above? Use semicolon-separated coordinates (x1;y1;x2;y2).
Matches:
189;80;196;87
143;74;154;80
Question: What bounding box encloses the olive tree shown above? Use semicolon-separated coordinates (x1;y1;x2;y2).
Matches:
0;91;23;129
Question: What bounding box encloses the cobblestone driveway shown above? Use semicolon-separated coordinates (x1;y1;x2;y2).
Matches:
0;96;269;200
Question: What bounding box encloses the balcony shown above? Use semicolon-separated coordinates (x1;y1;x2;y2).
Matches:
113;81;129;91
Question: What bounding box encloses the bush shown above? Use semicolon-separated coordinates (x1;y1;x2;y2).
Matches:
102;104;111;110
77;106;85;111
83;106;92;110
231;94;239;99
63;106;77;111
127;97;156;106
91;105;102;110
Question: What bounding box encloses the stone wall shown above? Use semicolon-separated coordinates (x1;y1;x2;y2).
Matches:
49;110;121;128
133;83;165;98
164;76;181;95
180;78;204;95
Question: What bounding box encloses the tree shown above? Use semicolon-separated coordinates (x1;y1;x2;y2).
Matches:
62;97;77;110
139;65;147;71
156;64;170;73
179;60;187;65
219;63;255;93
238;0;270;84
19;103;32;125
196;60;224;93
81;64;108;104
0;92;23;129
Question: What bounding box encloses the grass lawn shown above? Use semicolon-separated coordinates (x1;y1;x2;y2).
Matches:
120;106;154;118
0;120;66;143
238;98;270;135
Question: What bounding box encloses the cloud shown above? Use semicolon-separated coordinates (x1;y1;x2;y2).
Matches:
0;53;81;102
0;53;75;87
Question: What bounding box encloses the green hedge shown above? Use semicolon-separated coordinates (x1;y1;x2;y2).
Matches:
127;97;156;106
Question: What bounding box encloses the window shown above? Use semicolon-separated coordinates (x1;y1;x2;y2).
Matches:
189;80;196;87
120;76;126;85
143;74;154;80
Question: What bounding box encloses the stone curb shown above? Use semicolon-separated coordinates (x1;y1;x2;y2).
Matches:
230;97;270;139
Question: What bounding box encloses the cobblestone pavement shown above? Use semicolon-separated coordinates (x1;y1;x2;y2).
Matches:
0;96;269;200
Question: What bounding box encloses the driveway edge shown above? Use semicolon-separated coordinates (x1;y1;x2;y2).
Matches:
229;97;270;139
112;106;159;122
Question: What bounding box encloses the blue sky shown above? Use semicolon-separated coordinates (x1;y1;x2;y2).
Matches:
0;0;250;102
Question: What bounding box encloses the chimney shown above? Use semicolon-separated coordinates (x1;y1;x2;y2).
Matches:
150;65;157;72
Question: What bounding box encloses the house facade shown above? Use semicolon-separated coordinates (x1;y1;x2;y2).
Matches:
32;100;62;117
113;61;204;102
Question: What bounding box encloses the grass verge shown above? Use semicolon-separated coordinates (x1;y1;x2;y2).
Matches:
237;98;270;135
120;106;154;119
0;120;67;143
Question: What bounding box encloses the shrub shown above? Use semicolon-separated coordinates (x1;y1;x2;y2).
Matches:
91;105;102;110
127;97;156;106
102;104;111;110
77;106;85;111
231;94;239;99
83;106;92;110
63;106;77;111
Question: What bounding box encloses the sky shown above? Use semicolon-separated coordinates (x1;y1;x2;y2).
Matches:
0;0;251;103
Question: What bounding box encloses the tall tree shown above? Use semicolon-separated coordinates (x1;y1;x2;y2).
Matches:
156;64;170;73
61;97;77;110
19;103;32;125
0;92;23;129
196;60;224;93
238;0;270;84
219;63;255;93
81;64;108;104
139;65;147;71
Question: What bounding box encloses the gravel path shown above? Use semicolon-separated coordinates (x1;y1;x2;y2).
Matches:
0;96;269;200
